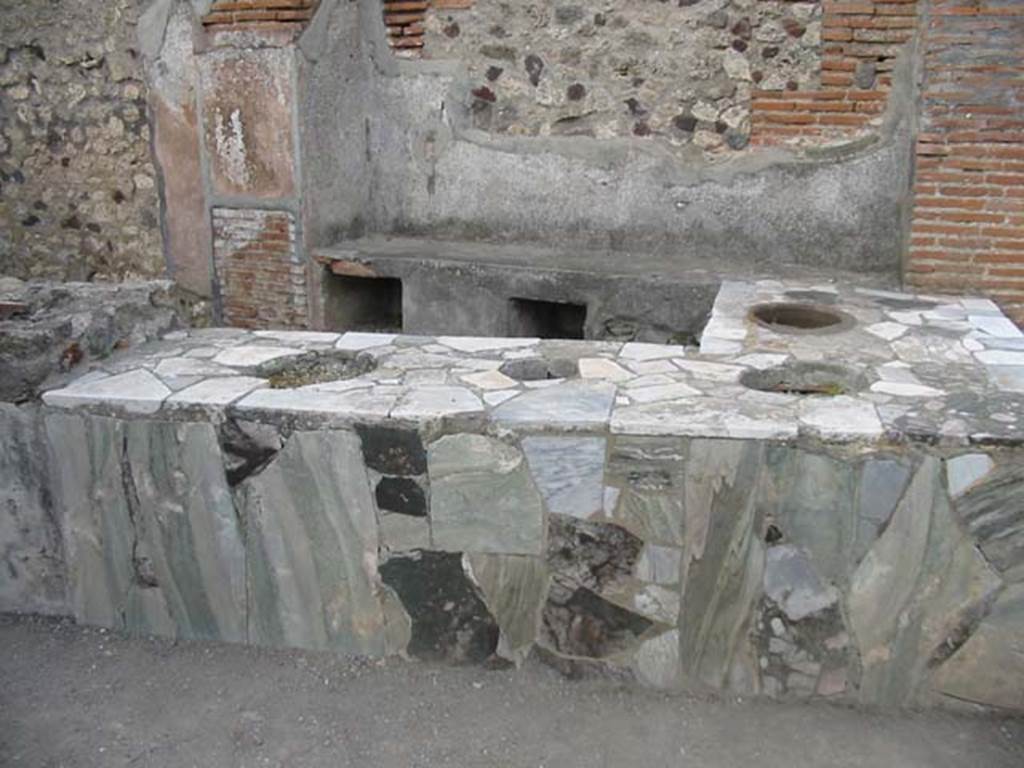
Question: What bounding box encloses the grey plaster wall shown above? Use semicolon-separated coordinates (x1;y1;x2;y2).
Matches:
298;0;373;247
299;0;915;277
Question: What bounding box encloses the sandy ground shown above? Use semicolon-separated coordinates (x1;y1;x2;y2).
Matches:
1;613;1022;768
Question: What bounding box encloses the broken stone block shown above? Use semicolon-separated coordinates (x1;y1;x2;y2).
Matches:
932;583;1024;711
542;582;653;659
547;515;643;595
763;544;838;622
465;553;549;664
522;435;605;520
355;424;427;475
379;550;499;663
375;476;427;517
633;630;681;689
951;461;1024;574
428;434;544;555
242;430;393;655
0;404;66;615
849;457;1003;706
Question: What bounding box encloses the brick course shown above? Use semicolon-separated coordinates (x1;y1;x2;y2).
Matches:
383;0;432;57
202;0;318;30
212;208;308;329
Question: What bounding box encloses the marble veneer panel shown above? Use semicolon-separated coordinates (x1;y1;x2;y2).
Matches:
43;414;246;639
241;430;407;655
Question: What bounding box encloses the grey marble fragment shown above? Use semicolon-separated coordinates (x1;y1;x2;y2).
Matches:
126;420;247;641
466;553;549;664
522;436;605;520
492;380;615;428
429;435;544;556
0;404;66;615
849;457;1002;706
763;544;838;621
242;430;396;655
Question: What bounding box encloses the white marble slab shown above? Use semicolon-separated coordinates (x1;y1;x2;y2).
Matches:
166;376;268;407
43;369;171;414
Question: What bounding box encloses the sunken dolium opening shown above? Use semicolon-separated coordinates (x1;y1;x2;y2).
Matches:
748;302;853;334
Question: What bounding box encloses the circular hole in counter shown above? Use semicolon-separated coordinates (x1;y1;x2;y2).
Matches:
740;361;865;397
498;357;579;382
749;302;854;334
257;351;377;389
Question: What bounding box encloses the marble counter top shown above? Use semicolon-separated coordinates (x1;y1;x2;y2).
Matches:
42;281;1024;446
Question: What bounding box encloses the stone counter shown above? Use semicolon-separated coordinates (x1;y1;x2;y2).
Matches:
6;280;1024;711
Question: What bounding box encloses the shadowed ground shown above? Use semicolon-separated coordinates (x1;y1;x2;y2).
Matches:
1;613;1021;768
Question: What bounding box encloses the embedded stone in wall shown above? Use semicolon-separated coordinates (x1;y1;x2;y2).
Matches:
542;584;653;659
43;412;249;640
379;550;499;663
763;544;837;623
43;412;136;629
125;420;247;642
465;552;549;664
356;424;427;476
428;434;544;555
199;47;297;198
848;457;1003;707
0;404;66;615
633;629;682;690
241;430;397;655
540;515;662;665
758;447;856;587
212;207;307;329
547;515;643;597
855;457;912;564
950;461;1024;574
946;453;995;499
375;476;427;517
677;438;766;691
218;417;285;486
423;0;826;157
603;436;687;546
379;513;431;552
522;436;605;520
932;583;1024;711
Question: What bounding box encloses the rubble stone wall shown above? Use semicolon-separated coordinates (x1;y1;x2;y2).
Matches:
0;0;164;282
423;0;827;157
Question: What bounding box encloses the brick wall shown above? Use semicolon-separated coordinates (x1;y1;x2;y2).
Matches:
212;208;308;329
202;0;319;30
906;0;1024;324
384;0;429;56
752;0;919;146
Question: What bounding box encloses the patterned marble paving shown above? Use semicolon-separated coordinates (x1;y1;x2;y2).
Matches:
39;281;1024;444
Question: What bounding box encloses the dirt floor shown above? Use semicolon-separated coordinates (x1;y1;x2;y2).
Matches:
1;614;1022;768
